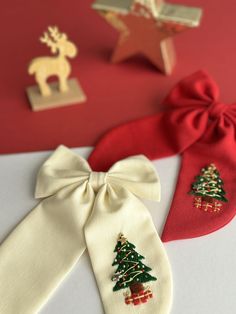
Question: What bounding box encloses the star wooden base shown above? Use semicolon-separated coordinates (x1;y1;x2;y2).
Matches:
26;79;86;111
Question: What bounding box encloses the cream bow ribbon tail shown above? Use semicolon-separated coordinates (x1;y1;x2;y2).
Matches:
0;145;172;314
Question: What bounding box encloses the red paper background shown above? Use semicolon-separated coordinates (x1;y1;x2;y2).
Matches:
0;0;235;154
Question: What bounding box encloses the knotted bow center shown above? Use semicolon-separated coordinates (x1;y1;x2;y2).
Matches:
208;101;228;119
89;171;107;192
35;146;160;201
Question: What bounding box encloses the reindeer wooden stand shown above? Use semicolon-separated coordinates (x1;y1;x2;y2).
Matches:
26;26;86;111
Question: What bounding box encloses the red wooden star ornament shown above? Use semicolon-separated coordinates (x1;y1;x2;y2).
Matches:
92;0;203;74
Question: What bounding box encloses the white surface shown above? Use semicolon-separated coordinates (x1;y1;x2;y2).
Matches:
0;147;235;314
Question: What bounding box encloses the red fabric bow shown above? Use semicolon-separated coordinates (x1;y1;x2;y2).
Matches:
88;71;236;242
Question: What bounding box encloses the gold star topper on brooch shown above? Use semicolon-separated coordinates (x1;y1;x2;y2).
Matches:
92;0;203;74
118;233;127;244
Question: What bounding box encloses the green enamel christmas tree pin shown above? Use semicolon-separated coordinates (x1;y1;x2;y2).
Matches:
190;163;228;213
111;233;157;306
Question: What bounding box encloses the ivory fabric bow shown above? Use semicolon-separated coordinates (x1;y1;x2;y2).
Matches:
88;71;236;242
0;145;172;314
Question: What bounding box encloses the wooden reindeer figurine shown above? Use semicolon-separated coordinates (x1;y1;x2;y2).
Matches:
29;26;77;96
27;26;86;111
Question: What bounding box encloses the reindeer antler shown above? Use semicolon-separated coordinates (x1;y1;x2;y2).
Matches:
48;26;62;42
40;32;56;53
39;25;71;55
40;26;62;53
40;32;50;45
48;26;68;42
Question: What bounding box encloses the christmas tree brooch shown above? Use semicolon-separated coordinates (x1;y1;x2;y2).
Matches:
190;163;228;213
111;234;157;306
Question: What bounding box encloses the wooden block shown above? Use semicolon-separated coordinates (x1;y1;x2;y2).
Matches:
26;79;86;111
